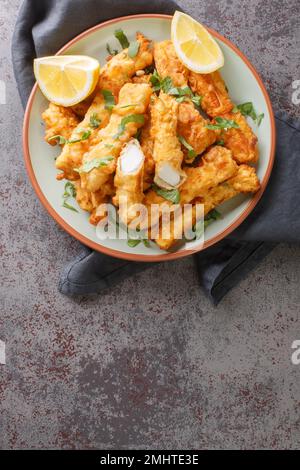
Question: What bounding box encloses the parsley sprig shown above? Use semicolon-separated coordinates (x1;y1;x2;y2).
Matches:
62;182;78;213
206;117;239;131
48;129;91;145
194;209;221;239
150;71;202;106
178;135;197;159
102;89;116;110
233;102;264;126
113;114;145;139
76;156;114;174
152;184;180;204
89;113;101;129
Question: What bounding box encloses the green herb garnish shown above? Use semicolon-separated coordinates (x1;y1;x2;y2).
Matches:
233;102;264;126
128;41;140;58
102;89;116;110
106;43;119;56
113;114;145;139
150;71;173;93
49;130;91;145
152;184;180;204
77;156;114;174
127;239;142;248
62;182;78;213
206;117;239;130
89;113;101;129
114;29;130;49
215;139;225;146
194;209;221;239
178;135;197;159
48;135;67;145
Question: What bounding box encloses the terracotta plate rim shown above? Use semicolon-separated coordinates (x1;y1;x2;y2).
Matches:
23;13;276;263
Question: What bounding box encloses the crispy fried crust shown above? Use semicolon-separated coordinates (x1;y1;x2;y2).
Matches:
151;92;186;187
177;101;219;160
42;103;80;145
155;164;260;250
80;83;152;193
188;71;233;117
220;111;259;163
154;40;189;87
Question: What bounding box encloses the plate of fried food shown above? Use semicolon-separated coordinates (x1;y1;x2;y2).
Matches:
23;12;276;261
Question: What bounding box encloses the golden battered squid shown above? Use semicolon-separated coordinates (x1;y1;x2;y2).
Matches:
80;83;152;193
218;111;259;163
151;92;186;189
55;33;153;180
188;70;233;117
113;139;145;224
154;40;189;87
42;103;80;145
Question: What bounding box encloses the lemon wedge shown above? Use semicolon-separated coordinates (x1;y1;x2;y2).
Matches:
171;11;224;74
34;55;100;106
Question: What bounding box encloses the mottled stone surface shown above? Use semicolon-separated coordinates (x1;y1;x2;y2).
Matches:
0;0;300;450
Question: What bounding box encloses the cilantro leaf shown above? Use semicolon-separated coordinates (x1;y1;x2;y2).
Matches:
178;135;197;159
102;89;116;110
106;43;119;56
152;184;180;204
77;156;114;174
89;113;101;129
206;117;239;130
114;29;130;49
113;114;145;139
128;41;140;58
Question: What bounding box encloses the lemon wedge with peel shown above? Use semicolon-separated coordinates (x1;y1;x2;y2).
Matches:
171;11;224;74
34;55;100;106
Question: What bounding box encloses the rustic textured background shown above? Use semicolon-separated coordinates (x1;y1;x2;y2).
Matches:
1;0;300;450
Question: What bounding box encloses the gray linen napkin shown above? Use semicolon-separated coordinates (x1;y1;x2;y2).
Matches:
12;0;300;303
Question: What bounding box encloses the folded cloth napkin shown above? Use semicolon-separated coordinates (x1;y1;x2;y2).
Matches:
12;0;300;303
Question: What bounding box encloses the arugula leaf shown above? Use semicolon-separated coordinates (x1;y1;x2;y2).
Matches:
89;113;101;129
178;135;197;159
113;114;145;139
152;184;180;204
106;43;118;56
206;117;239;130
233;102;265;126
77;156;114;174
128;41;140;58
102;89;116;110
114;29;130;49
62;182;78;213
48;135;67;145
